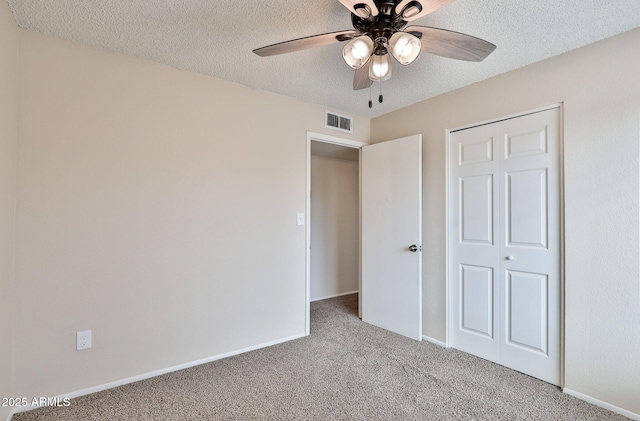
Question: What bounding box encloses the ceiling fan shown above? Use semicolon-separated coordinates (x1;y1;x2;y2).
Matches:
253;0;496;106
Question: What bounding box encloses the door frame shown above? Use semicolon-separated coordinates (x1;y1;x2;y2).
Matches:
305;131;367;335
444;103;566;386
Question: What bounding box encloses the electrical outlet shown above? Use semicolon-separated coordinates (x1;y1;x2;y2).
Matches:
76;330;92;351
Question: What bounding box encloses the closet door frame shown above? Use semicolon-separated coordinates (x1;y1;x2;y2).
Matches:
445;103;565;387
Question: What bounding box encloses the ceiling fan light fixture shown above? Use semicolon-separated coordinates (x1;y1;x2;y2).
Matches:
389;32;421;65
343;35;374;69
369;53;392;81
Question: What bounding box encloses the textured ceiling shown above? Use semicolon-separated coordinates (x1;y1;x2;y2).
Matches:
6;0;640;118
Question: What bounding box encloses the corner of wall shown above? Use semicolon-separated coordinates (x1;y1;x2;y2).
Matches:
0;1;20;420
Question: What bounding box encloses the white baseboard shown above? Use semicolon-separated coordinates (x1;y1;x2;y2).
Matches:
8;332;306;420
563;388;640;420
310;290;358;302
422;335;448;348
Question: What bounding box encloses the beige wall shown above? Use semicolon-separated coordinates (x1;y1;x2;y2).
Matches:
371;28;640;415
310;155;359;300
13;29;369;402
0;0;19;419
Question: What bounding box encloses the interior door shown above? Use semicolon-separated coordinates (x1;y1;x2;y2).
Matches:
361;135;422;341
449;108;561;385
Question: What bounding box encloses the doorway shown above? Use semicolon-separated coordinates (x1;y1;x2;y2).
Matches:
305;132;423;341
305;133;366;335
310;141;359;300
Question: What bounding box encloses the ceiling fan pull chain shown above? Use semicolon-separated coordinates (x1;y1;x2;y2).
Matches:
379;82;383;103
368;85;373;108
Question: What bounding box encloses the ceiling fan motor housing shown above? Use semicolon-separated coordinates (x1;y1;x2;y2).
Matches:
351;1;409;44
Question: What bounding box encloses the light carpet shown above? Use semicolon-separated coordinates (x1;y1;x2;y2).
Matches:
13;294;628;420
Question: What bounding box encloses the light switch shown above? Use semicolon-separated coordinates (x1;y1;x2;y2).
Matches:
296;213;305;226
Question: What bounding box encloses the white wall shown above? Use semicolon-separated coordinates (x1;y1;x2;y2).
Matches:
371;28;640;416
310;155;359;300
13;29;369;404
0;1;19;419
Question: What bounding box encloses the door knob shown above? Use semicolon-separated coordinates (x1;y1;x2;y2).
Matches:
506;256;514;260
409;245;419;252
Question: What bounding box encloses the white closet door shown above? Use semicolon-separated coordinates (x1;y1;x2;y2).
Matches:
498;109;561;384
449;123;500;362
449;108;561;385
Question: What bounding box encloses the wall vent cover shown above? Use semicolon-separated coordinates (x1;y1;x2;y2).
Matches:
325;111;353;134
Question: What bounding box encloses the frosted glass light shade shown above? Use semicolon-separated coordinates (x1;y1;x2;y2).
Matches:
389;32;421;65
343;36;374;69
369;53;392;81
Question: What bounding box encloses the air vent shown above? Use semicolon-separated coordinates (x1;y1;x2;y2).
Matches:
325;111;353;134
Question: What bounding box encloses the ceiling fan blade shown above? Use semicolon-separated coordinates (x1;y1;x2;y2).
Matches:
405;26;496;62
353;61;373;90
253;30;358;57
395;0;456;21
337;0;379;18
